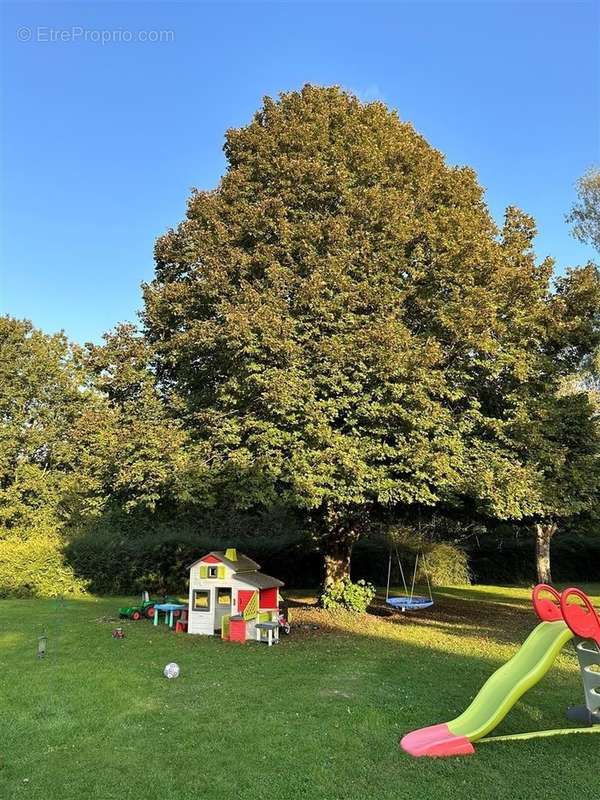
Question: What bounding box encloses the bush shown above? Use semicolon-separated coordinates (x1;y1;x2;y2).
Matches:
321;577;375;613
421;542;471;586
0;527;88;598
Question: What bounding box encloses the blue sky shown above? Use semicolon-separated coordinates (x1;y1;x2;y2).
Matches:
1;1;598;344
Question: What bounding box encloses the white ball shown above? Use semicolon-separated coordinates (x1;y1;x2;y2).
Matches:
163;662;180;679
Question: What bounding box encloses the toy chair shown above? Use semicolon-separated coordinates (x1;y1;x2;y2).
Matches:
175;609;188;633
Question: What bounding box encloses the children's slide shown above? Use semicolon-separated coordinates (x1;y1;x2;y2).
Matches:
401;620;573;756
401;585;600;757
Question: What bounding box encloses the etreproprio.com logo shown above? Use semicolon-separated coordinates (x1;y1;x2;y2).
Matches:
16;26;175;44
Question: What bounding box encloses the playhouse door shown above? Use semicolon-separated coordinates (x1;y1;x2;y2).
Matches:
214;587;232;631
238;590;254;613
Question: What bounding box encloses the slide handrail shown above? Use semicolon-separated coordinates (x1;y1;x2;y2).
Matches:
532;584;563;622
560;587;600;646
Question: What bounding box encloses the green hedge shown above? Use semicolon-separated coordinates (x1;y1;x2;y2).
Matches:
67;526;600;595
351;532;599;587
3;511;597;598
0;529;87;598
350;538;471;587
65;505;310;594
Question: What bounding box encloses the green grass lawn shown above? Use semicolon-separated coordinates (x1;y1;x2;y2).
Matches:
1;584;599;800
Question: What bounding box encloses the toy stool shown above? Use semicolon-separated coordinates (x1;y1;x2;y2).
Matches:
175;610;188;633
255;621;279;646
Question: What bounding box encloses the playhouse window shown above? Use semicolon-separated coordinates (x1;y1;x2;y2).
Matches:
217;588;231;606
207;566;218;578
193;590;211;612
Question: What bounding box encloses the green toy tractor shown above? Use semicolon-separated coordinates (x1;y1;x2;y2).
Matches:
118;593;182;621
118;599;156;621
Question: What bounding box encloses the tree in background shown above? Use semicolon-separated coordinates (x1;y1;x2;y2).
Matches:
567;167;600;251
462;212;600;584
79;323;190;515
528;265;600;583
520;390;600;584
0;317;195;596
527;166;600;583
143;85;597;588
565;166;600;399
0;317;89;596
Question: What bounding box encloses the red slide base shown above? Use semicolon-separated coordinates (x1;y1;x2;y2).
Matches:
400;723;475;758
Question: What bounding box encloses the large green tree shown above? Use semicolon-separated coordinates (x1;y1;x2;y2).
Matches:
459;223;600;583
0;317;90;595
143;85;599;587
567;167;600;251
0;317;194;596
79;323;189;515
519;389;600;584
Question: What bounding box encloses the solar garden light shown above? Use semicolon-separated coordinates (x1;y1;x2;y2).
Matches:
37;633;47;659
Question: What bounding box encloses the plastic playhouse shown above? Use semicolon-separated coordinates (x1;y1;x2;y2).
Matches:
187;548;284;643
401;584;600;757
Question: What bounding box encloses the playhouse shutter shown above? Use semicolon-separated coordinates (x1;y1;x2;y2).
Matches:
199;565;208;578
217;565;225;579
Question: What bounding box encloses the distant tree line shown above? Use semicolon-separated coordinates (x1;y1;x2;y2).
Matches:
1;86;599;598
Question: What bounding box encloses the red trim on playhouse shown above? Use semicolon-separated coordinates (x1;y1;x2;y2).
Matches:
202;554;221;564
259;587;278;609
238;590;254;612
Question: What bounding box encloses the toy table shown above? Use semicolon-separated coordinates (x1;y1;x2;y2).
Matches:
255;621;279;646
153;603;187;629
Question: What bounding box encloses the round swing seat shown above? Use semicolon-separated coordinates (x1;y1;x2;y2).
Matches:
386;596;434;612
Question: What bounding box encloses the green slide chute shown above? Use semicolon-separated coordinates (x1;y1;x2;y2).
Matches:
447;620;573;742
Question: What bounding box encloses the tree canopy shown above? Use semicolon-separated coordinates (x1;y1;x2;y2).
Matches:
0;317;89;595
567;167;600;252
142;85;600;585
2;88;599;597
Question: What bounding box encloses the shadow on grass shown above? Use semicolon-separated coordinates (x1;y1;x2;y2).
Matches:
374;591;533;647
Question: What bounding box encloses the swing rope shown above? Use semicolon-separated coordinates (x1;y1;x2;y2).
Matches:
410;552;419;603
396;548;409;597
385;551;392;602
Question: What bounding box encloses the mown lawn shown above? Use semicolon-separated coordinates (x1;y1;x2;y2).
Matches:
1;584;599;800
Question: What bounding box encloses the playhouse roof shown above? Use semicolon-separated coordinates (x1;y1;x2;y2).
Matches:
189;550;260;573
188;550;284;589
235;571;284;589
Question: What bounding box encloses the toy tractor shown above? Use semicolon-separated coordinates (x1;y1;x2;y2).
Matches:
118;599;156;621
118;593;182;621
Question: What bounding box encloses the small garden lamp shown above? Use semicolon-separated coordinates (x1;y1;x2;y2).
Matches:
37;633;47;659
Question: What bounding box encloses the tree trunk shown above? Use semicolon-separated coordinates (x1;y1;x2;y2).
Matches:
534;521;558;584
320;524;362;601
323;541;354;590
315;502;365;603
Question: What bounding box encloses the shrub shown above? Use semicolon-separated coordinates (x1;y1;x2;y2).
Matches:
321;577;375;613
421;543;471;586
0;527;88;598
